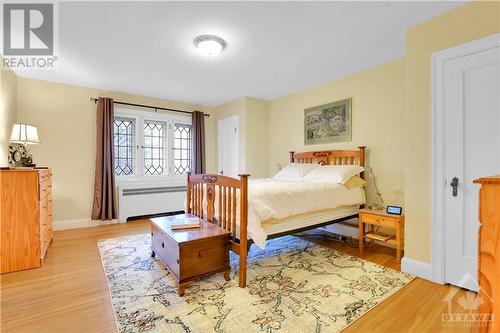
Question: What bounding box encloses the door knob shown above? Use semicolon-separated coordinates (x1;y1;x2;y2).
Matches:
450;177;459;197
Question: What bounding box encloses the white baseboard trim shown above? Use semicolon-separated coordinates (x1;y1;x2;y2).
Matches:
53;218;119;231
401;257;433;281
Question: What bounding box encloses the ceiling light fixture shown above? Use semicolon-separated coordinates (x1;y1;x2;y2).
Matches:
194;35;226;56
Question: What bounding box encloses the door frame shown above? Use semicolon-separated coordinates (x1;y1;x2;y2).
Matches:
431;33;500;284
218;115;240;176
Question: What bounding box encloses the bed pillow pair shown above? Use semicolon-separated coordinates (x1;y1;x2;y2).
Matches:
303;165;365;184
272;163;320;181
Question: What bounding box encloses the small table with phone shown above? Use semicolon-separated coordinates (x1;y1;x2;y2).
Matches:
358;206;404;263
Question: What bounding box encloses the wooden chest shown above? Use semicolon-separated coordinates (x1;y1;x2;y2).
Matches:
150;214;231;295
1;168;53;273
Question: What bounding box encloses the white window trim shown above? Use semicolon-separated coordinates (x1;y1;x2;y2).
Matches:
114;107;192;186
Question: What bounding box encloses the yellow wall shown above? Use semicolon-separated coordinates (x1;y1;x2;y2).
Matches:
16;77;216;222
269;60;406;206
214;96;270;178
245;97;270;179
0;62;17;167
404;1;500;264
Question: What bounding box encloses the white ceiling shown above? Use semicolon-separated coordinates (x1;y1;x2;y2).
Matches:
15;1;465;106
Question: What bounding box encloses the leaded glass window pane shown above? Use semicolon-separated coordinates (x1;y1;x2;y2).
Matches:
173;123;191;174
143;121;164;175
113;117;135;176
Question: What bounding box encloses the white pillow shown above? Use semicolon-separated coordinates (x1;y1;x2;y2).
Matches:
303;165;365;184
272;163;320;181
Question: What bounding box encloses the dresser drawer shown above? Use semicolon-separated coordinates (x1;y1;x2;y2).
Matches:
40;237;50;259
360;213;399;228
39;197;49;221
38;170;51;183
39;180;51;200
40;221;52;259
152;225;180;278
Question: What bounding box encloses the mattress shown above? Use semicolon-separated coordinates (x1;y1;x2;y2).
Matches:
261;205;360;237
246;179;365;248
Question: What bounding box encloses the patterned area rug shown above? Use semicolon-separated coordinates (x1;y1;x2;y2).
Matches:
98;234;413;333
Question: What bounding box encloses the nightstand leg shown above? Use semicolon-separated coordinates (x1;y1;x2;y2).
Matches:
359;219;364;254
396;224;402;263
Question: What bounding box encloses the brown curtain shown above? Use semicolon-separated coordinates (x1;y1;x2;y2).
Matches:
191;111;206;174
92;97;117;220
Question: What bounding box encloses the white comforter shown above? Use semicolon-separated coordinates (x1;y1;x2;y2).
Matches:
247;179;365;248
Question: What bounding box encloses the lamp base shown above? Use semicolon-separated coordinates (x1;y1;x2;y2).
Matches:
368;204;385;211
8;143;35;167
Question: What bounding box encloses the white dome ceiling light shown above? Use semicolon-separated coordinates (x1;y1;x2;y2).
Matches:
194;35;226;56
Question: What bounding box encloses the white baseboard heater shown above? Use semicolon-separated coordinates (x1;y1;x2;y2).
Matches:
117;184;186;222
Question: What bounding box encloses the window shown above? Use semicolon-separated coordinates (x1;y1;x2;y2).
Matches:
173;123;192;174
113;117;135;176
113;109;191;180
143;121;165;175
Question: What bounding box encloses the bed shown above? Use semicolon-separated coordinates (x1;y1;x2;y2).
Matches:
186;146;366;287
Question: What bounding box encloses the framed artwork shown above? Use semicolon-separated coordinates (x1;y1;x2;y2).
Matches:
304;98;352;145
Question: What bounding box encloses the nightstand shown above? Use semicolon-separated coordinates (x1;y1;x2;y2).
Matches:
358;208;404;262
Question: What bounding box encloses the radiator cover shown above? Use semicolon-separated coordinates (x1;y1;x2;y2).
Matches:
117;184;186;222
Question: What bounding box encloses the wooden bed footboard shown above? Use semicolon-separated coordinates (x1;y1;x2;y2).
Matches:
186;173;250;288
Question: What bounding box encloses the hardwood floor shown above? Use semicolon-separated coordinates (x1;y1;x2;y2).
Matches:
1;221;476;333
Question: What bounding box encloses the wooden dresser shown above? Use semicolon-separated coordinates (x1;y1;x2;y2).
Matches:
0;168;53;273
474;175;499;332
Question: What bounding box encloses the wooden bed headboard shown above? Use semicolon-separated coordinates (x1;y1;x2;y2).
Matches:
289;146;366;178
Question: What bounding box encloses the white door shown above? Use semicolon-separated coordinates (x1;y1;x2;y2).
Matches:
218;115;239;178
443;42;500;291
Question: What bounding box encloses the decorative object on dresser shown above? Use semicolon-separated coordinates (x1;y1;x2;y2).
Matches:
358;208;404;263
304;98;352;145
0;168;53;273
474;175;499;333
150;214;230;296
8;123;40;167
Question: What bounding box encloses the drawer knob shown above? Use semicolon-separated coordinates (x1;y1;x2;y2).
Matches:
161;242;165;248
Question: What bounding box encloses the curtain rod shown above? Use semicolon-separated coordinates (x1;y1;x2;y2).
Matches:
89;98;210;117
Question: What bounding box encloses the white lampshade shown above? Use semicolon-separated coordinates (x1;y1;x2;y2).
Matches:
9;124;40;145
